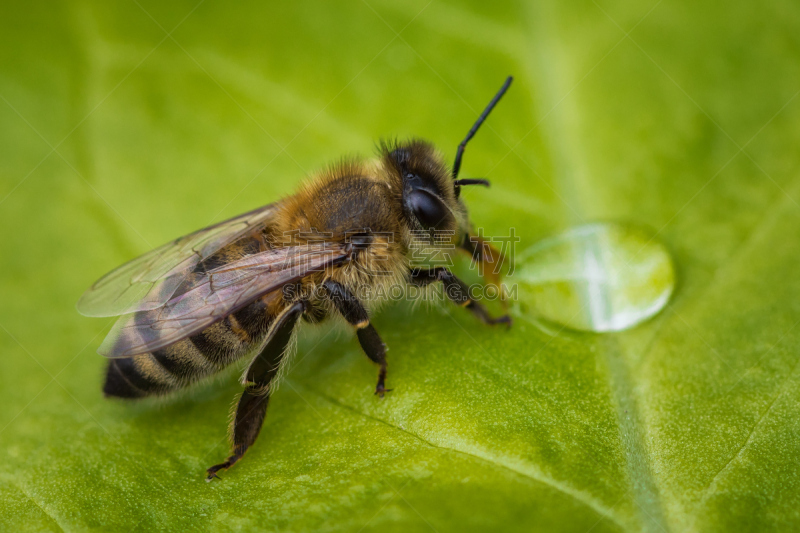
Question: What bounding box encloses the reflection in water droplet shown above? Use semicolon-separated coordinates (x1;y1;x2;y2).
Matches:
510;223;675;332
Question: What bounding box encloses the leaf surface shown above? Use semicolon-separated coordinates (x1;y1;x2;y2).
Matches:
1;0;799;531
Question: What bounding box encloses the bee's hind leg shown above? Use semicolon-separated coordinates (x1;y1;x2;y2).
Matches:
322;280;390;397
206;300;306;481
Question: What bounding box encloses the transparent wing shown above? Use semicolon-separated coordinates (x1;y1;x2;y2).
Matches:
77;204;278;317
98;242;350;358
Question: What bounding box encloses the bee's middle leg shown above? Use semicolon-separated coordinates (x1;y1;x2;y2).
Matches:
206;300;305;481
322;279;390;397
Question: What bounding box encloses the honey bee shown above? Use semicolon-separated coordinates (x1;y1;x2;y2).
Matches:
78;77;514;480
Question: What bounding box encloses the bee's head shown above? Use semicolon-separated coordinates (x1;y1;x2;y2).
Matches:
381;139;469;242
380;76;513;248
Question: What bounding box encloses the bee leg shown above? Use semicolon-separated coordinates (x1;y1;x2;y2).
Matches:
206;300;306;481
322;280;391;397
409;267;512;327
359;325;391;397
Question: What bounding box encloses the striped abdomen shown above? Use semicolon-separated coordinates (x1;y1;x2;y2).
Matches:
103;233;282;398
104;296;276;398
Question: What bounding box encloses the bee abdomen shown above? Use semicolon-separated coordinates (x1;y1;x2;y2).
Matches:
103;337;244;399
104;300;273;399
103;353;181;398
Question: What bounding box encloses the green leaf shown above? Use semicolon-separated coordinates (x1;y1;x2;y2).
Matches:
2;0;799;531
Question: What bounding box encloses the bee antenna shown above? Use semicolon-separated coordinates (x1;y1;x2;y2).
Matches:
454;178;490;187
452;76;513;180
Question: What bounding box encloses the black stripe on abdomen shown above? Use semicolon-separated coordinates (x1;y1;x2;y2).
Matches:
232;299;271;340
104;359;145;398
189;317;252;367
151;348;198;380
188;330;227;365
103;355;177;398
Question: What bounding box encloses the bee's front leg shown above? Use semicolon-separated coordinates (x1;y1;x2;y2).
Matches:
322;280;390;397
409;267;512;326
206;300;306;481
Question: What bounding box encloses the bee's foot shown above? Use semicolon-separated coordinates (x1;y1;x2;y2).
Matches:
490;314;512;328
206;468;224;482
374;384;393;398
206;460;235;482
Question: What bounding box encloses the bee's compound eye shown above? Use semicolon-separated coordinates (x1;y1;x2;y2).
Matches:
407;189;448;229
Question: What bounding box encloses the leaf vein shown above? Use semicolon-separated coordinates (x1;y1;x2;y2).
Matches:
12;483;66;533
289;380;630;532
693;352;800;516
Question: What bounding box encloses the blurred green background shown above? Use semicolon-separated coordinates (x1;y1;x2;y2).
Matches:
2;0;800;531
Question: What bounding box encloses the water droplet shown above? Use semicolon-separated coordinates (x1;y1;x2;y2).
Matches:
510;222;675;332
